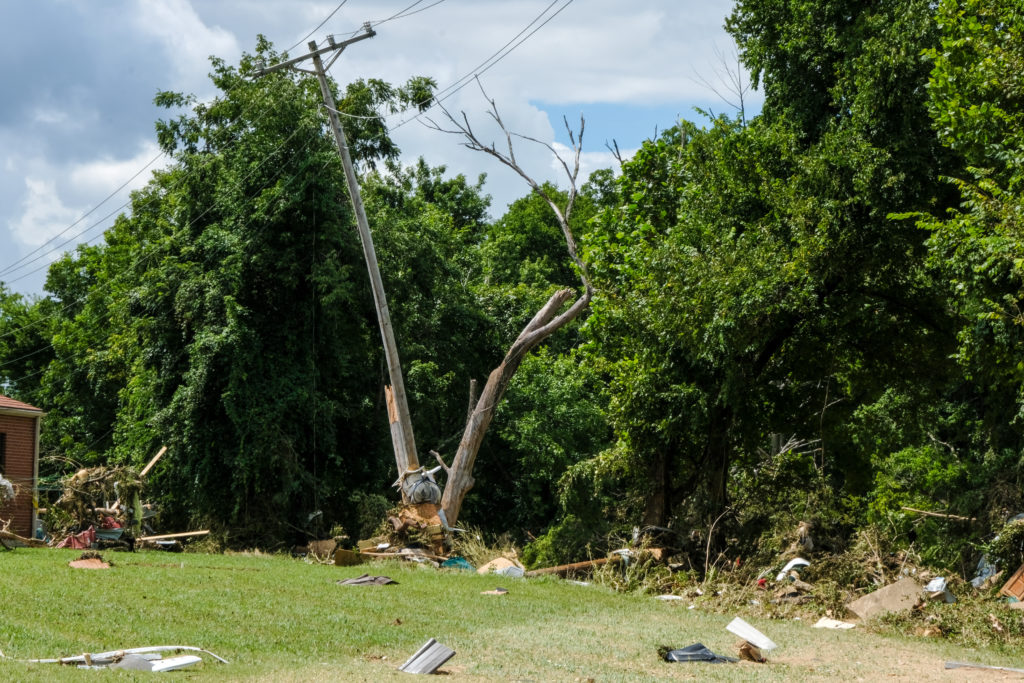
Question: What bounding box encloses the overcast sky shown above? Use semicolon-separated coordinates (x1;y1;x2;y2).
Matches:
0;0;760;297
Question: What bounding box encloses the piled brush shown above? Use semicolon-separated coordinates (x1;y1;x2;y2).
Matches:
48;466;143;538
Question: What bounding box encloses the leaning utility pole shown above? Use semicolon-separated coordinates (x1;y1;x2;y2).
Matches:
254;26;425;490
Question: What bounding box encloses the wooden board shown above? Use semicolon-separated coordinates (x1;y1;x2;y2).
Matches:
999;563;1024;601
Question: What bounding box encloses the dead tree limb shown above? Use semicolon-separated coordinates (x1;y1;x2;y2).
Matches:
425;80;593;525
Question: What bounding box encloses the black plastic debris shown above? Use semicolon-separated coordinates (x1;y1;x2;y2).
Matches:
660;643;738;664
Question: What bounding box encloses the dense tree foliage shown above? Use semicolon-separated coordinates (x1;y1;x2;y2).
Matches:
1;1;1021;571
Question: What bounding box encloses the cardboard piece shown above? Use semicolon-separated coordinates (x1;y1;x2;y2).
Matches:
846;577;921;621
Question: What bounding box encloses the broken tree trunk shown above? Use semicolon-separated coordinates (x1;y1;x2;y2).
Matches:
439;287;590;525
427;83;595;527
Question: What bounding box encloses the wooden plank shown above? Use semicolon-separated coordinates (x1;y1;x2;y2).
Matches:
139;445;168;478
138;530;209;542
524;555;620;577
999;563;1024;600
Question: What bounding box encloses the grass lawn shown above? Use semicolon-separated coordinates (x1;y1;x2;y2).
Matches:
2;548;1023;681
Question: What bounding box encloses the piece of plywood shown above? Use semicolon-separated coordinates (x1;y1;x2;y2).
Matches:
847;577;921;621
999;563;1024;601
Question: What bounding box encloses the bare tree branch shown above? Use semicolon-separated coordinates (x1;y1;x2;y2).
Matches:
422;78;594;524
691;44;750;125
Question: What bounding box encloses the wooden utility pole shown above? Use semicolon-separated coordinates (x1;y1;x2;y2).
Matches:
254;27;420;477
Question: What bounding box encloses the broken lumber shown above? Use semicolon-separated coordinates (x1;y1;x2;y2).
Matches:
137;530;209;542
139;446;168;478
0;529;46;547
900;506;975;522
524;555;621;577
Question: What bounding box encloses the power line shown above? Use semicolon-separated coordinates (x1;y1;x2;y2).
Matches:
0;150;166;280
283;0;350;54
0;2;365;283
382;0;575;133
322;0;574;135
0;136;333;390
372;0;446;26
0;123;317;346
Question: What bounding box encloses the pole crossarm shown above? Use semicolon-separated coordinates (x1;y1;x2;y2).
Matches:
252;24;375;77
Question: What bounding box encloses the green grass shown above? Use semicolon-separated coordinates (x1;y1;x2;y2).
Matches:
2;548;1022;681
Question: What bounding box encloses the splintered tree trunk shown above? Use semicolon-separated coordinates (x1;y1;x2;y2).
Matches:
439;288;589;525
426;87;595;526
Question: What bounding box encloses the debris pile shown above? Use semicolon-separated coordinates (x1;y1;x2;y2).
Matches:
33;446;207;552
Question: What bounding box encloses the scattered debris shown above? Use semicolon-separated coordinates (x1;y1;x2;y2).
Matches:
11;645;228;671
0;476;14;505
0;519;46;548
923;576;955;603
303;538;338;560
846;577;921;621
481;587;509;595
945;661;1024;675
398;638;455;675
659;643;737;664
812;617;855;630
138;530;210;543
375;503;446;555
477;557;525;576
726;617;777;652
737;641;766;663
655;595;685;601
971;555;1000;589
775;557;810;582
56;525;97;550
900;506;975;522
337;574;397;586
998;562;1024;601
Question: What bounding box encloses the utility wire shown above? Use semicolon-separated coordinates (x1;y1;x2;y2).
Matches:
0;150;166;280
0;1;359;282
0;123;316;346
283;0;350;54
0;132;330;388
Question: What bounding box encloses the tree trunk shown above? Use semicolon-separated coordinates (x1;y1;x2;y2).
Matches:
439;287;590;525
643;451;670;527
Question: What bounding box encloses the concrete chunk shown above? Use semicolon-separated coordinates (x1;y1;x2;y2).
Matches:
847;576;921;621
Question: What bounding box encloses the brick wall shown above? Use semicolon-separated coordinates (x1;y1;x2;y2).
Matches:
0;414;38;538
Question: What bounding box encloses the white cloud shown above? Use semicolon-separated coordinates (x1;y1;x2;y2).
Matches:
8;178;83;248
69;141;164;197
131;0;240;93
32;107;70;125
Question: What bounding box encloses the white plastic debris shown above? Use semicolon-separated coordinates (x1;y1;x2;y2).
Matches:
775;558;810;582
726;617;778;651
812;617;856;630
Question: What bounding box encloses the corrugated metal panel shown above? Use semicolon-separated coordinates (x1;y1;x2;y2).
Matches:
398;638;455;674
